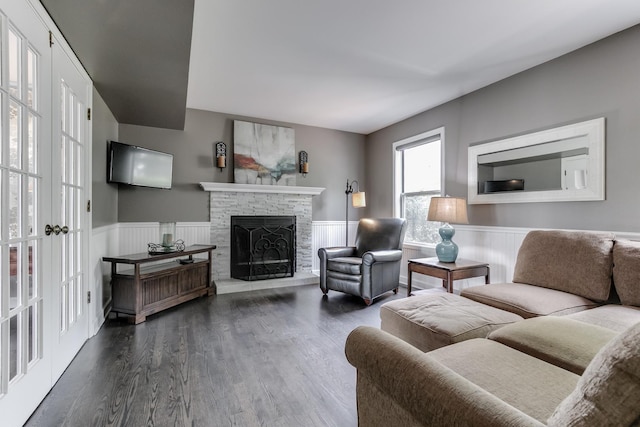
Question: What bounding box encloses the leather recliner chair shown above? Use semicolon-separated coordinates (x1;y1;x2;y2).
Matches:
318;218;407;305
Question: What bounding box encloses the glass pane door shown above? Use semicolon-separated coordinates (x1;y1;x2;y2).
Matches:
50;38;90;376
2;17;43;393
0;1;53;424
0;2;89;423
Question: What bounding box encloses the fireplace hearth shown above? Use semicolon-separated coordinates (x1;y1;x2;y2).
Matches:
231;216;296;281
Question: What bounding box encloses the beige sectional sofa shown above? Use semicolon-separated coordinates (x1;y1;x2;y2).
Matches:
345;230;640;426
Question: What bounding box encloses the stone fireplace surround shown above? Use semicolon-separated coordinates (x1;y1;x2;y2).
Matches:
200;182;325;294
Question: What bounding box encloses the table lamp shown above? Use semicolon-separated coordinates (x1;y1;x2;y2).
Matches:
427;197;468;262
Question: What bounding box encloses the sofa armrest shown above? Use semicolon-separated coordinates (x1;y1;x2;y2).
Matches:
345;326;545;427
362;249;403;265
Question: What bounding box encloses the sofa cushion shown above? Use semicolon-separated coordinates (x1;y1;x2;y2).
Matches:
380;293;523;352
460;283;599;318
513;230;614;302
488;316;617;375
547;322;640;427
565;304;640;332
612;239;640;306
327;257;362;275
429;338;579;423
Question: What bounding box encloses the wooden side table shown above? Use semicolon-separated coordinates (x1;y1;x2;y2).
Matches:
407;257;490;296
103;245;216;323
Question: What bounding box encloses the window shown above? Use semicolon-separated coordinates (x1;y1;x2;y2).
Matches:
393;128;444;245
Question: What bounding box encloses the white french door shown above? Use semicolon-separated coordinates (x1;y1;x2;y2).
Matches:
0;0;91;425
0;2;53;424
50;33;91;378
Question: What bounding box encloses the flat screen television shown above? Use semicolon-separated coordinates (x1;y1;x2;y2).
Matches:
107;141;173;189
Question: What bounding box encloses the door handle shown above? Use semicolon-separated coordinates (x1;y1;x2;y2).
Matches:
45;224;69;235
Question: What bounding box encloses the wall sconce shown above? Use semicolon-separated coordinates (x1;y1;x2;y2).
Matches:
299;151;309;176
345;179;366;246
216;141;226;171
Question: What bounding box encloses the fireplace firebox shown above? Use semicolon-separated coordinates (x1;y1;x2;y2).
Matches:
230;216;296;281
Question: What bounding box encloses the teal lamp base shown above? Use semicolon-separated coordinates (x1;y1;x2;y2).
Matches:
435;223;459;263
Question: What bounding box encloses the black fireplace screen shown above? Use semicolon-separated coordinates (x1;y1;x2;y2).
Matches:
230;216;296;281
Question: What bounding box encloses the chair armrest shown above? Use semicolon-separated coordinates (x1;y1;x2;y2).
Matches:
362;249;403;265
318;246;356;260
345;326;545;427
318;246;357;293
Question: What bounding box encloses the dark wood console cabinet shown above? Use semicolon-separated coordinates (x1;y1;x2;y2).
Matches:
103;245;216;324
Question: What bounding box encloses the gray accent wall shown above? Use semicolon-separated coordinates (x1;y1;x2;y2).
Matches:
366;25;640;233
116;109;366;222
92;87;119;228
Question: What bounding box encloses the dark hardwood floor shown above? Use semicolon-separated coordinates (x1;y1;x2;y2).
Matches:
26;284;403;427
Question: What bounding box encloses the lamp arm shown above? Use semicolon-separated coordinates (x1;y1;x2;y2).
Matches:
346;179;360;195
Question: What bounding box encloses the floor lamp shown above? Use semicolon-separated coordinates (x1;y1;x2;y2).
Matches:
345;179;366;246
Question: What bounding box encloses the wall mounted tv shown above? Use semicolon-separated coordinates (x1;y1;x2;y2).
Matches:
107;141;173;189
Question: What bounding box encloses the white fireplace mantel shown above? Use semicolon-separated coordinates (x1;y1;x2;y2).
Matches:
200;182;325;195
203;181;323;290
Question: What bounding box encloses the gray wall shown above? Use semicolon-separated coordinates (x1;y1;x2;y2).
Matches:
117;109;366;222
92;87;119;228
366;25;640;233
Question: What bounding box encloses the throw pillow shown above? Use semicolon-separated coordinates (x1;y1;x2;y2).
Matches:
612;239;640;306
547;321;640;426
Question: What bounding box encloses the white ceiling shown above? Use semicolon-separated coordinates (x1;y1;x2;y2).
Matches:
187;0;640;135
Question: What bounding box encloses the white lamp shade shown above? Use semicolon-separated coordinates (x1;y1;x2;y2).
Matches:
427;197;468;224
352;191;366;208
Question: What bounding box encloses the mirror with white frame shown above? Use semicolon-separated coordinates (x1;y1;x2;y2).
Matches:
467;117;605;204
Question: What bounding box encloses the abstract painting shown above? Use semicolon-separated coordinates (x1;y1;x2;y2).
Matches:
233;120;296;186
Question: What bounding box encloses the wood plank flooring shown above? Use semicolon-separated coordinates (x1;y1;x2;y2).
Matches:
25;284;402;426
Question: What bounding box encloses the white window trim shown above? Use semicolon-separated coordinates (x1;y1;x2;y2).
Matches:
392;126;445;218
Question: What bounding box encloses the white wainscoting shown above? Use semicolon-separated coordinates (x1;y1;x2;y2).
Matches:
91;221;640;330
117;222;211;255
452;225;530;292
112;221;350;281
90;223;119;335
311;221;360;274
310;221;521;292
399;243;437;289
311;223;640;294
